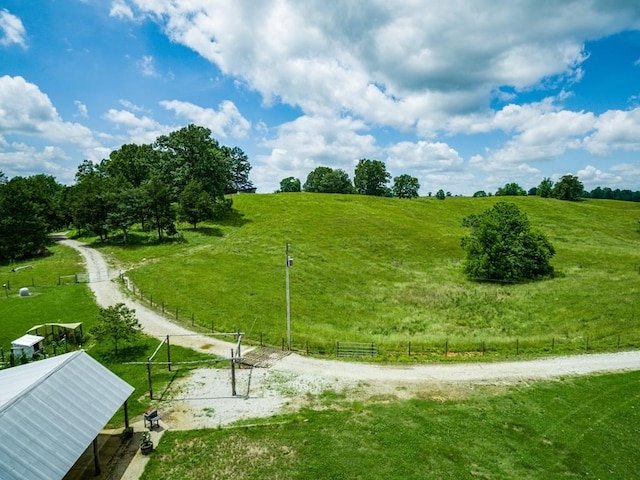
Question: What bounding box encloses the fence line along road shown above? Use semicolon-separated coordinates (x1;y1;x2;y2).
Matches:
59;238;640;384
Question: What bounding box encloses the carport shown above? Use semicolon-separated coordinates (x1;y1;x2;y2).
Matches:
0;350;134;480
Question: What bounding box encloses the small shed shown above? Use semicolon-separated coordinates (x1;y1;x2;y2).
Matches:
11;334;45;359
0;350;134;479
27;322;84;344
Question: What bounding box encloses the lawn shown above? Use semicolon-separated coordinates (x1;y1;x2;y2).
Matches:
0;241;212;427
95;194;640;358
141;370;640;480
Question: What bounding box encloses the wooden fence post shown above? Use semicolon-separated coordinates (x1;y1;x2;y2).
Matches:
516;339;519;356
147;359;153;400
167;335;171;372
230;349;236;396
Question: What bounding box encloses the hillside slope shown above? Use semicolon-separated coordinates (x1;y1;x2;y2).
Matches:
102;194;640;355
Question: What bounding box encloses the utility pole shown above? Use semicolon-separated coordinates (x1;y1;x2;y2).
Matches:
285;243;293;350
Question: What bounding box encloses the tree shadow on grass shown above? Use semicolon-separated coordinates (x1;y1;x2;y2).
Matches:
93;343;151;363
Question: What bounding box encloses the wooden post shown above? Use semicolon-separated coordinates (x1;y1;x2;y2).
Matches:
552;337;555;351
408;341;411;356
230;349;236;396
166;335;171;372
93;437;101;476
306;340;309;355
147;359;153;400
516;339;519;356
123;399;130;428
445;339;448;357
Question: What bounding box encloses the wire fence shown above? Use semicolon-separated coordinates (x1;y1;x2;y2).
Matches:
119;275;640;361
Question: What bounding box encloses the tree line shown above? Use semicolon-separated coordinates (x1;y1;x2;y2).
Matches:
278;159;421;199
0;124;252;262
475;175;640;203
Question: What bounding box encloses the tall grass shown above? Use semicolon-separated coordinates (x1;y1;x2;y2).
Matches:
96;194;640;357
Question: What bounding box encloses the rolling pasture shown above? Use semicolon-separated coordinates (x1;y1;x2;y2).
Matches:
97;194;640;358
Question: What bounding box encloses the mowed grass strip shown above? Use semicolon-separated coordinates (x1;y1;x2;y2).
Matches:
141;371;640;480
98;194;640;357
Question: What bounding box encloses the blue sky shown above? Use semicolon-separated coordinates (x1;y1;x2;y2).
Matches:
1;1;640;195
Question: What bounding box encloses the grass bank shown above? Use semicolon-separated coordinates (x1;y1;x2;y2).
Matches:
97;194;640;358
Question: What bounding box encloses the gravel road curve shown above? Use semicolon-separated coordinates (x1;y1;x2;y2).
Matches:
62;239;640;428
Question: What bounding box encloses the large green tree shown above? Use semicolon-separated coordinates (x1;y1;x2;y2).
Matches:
303;167;354;193
154;124;231;202
354;159;391;196
102;143;156;188
279;177;301;192
392;174;420;198
223;146;253;193
552;175;584;201
142;175;177;240
90;303;141;355
178;180;214;229
461;202;555;282
68;160;111;240
536;177;554;198
496;182;526;196
0;176;50;262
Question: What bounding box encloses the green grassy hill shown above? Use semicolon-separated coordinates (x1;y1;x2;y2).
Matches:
99;194;640;357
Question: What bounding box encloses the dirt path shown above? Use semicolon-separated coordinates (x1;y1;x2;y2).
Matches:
63;239;640;429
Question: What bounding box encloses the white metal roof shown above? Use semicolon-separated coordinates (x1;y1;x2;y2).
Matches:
0;350;134;480
11;334;45;347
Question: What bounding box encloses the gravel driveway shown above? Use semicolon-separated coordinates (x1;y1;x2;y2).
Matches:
62;239;640;428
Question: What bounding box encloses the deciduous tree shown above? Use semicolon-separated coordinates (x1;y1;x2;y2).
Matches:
552;175;583;201
354;159;391;196
536;177;554;198
461;202;555;282
496;182;526;196
392;174;420;198
303;167;354;193
279;177;301;192
178;180;214;229
90;303;141;355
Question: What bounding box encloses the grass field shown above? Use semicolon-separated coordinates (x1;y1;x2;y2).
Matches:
0;242;211;427
95;194;640;358
141;370;640;480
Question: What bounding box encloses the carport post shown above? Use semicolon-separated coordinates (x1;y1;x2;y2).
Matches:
93;437;101;475
124;399;130;428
